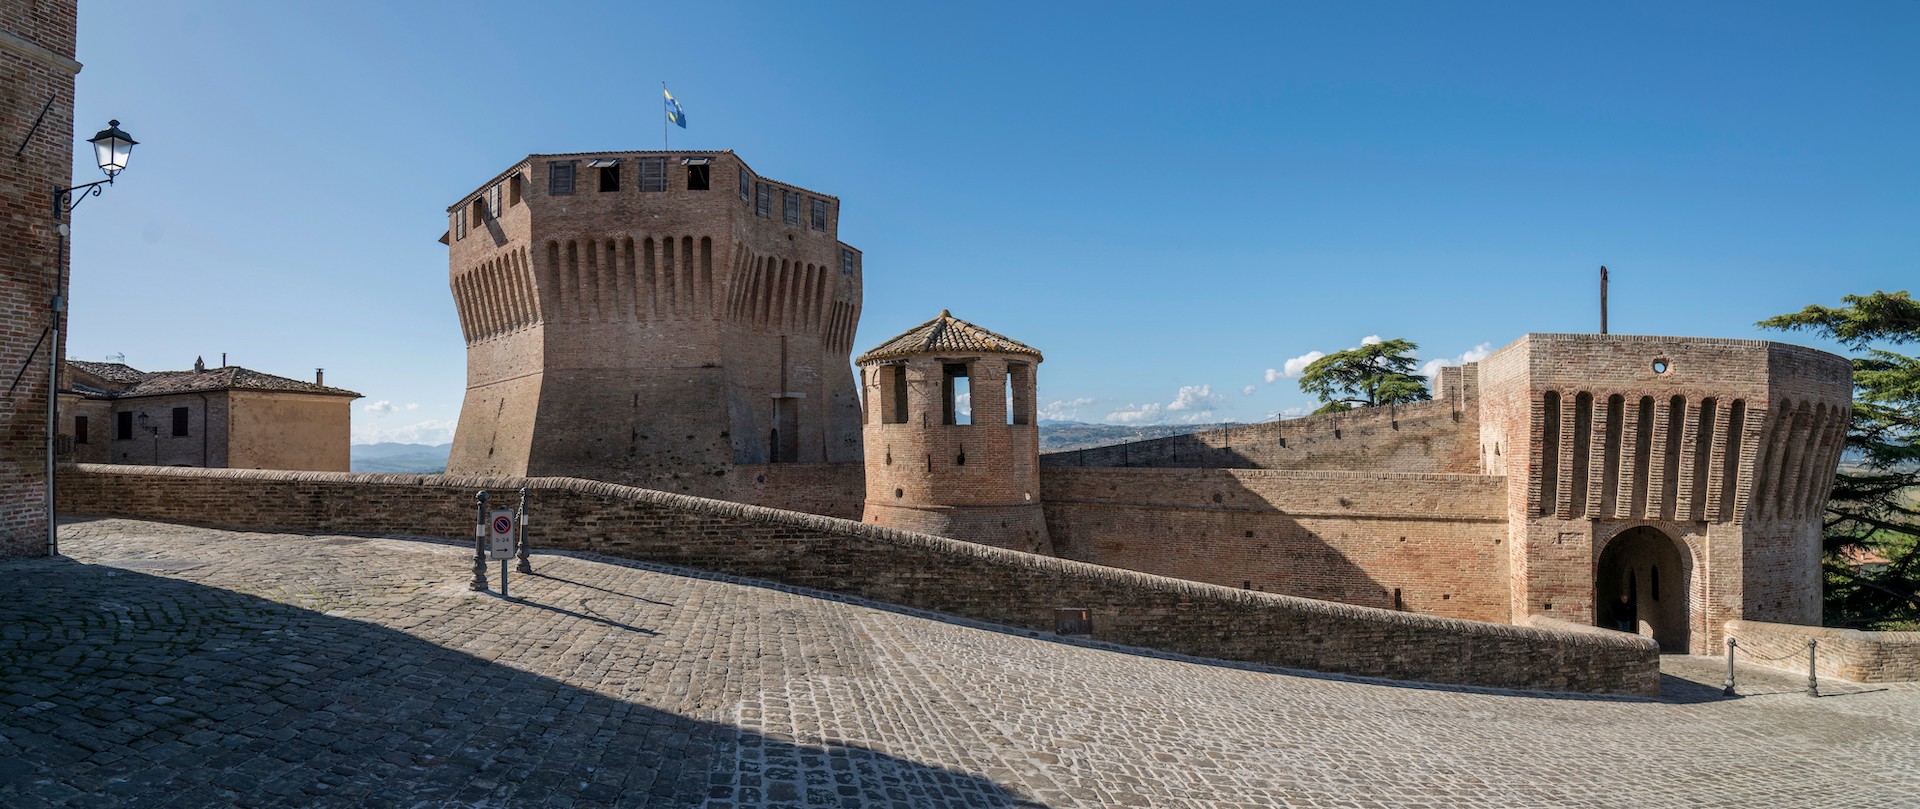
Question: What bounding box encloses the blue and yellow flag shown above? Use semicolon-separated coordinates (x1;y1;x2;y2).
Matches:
664;88;687;129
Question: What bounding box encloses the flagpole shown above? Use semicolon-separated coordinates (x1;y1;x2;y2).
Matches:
662;81;668;150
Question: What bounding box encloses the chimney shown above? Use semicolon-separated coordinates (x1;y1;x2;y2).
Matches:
221;352;227;367
193;356;205;372
315;368;325;386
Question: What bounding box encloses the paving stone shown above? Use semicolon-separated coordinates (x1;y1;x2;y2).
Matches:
0;518;1915;808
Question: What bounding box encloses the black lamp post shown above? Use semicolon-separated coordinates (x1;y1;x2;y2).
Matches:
45;120;137;555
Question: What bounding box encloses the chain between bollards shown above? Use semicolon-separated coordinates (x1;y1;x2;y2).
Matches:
470;490;490;591
515;487;533;574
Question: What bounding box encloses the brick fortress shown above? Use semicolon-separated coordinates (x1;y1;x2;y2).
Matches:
444;150;1851;655
442;151;862;500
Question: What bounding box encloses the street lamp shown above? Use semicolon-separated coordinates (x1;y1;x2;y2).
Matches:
55;119;137;217
45;119;137;555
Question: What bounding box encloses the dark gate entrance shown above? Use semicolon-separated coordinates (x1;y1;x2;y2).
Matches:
1595;526;1690;653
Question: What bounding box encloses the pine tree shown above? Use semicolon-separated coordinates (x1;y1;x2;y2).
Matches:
1297;339;1432;416
1760;290;1920;629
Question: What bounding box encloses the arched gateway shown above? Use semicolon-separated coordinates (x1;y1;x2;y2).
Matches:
1595;526;1692;653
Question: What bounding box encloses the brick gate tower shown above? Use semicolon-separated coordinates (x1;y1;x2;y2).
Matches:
857;311;1050;553
442;151;863;497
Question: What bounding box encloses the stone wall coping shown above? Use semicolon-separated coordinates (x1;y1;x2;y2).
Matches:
1726;619;1920;642
1493;332;1849;370
1043;466;1504;484
67;464;1644;654
1527;614;1660;649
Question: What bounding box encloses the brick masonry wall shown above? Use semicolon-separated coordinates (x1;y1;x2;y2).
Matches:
730;461;863;520
1041;395;1479;474
0;0;78;559
1039;467;1512;622
446;152;864;499
1726;620;1920;683
59;464;1657;695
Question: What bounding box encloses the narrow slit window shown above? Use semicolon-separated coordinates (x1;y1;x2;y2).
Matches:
810;198;828;231
548;161;576;195
1007;363;1032;425
454;209;466;241
841;248;856;276
738;167;751;201
172;407;190;437
74;415;88;444
488;183;501;217
508;173;523;205
116;411;133;440
885;365;908;424
755;183;771;217
637;157;666;192
943;363;971;426
783;190;802;225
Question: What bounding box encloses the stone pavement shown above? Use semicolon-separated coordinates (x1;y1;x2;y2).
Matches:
0;519;1916;808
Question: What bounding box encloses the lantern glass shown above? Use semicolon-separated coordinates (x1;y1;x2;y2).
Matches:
87;120;136;177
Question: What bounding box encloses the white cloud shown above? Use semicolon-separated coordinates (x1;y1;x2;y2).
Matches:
954;390;971;418
1360;335;1382;346
1166;384;1223;412
1281;351;1325;379
1266;406;1310;420
1241;384;1256;396
405;403;420;411
1263;368;1283;384
364;400;395;415
1105;402;1162;424
351;418;456;445
1039;397;1096;421
1421;342;1495;379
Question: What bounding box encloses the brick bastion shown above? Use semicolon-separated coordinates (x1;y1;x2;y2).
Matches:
59;463;1657;695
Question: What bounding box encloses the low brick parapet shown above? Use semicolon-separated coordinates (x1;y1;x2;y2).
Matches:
60;464;1658;695
1725;620;1920;683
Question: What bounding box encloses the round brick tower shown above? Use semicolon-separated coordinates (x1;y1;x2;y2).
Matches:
857;311;1051;554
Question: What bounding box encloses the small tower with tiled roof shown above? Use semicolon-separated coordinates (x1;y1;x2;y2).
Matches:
856;310;1050;553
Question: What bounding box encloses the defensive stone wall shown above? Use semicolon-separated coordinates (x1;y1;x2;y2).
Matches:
1041;396;1478;473
730;462;863;520
1725;620;1920;683
59;464;1656;695
1039;467;1512;622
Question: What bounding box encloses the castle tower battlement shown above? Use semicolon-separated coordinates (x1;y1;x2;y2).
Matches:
857;311;1050;553
442;151;863;496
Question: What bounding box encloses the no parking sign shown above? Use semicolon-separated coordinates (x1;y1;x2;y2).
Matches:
487;508;516;560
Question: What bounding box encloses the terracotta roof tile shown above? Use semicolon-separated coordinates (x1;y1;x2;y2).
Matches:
63;361;360;399
856;310;1043;365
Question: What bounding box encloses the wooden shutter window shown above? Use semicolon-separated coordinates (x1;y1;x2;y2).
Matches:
638;157;666;192
755;183;771;217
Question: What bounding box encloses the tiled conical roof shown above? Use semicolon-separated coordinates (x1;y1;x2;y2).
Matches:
856;310;1043;365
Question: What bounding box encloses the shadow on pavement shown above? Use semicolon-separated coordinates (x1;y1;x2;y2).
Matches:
0;555;1047;808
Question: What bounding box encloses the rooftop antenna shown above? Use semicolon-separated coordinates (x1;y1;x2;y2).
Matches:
1600;265;1609;335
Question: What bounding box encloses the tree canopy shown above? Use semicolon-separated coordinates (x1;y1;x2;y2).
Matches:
1759;290;1920;629
1297;339;1432;415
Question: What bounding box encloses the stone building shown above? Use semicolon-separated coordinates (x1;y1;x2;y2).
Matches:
441;150;863;498
0;0;80;559
1038;334;1852;653
856;311;1049;553
59;359;360;472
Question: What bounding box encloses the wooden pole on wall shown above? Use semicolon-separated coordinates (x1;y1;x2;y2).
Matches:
1600;265;1609;335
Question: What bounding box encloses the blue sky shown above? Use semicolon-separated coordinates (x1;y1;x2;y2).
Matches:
66;1;1918;443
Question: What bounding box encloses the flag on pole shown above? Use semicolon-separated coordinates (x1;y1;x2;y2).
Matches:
664;88;687;129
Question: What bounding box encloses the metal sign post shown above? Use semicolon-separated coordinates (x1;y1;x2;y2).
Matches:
488;507;516;598
470;491;490;592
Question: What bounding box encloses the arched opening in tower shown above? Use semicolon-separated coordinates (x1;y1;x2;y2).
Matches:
1594;526;1691;653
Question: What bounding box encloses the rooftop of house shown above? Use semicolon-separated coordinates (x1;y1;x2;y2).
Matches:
66;360;361;399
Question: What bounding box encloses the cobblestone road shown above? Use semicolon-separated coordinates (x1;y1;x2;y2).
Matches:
2;519;1917;808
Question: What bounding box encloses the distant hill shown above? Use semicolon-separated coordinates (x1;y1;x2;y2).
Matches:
1038;421;1241;453
350;442;451;474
